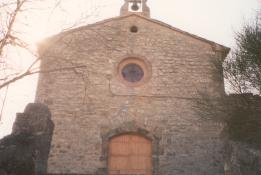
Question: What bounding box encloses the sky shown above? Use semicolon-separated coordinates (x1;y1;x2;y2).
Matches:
0;0;260;138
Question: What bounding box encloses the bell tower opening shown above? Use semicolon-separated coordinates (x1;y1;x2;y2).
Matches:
128;0;142;12
120;0;150;18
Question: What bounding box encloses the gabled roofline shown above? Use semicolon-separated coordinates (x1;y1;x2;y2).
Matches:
38;14;230;57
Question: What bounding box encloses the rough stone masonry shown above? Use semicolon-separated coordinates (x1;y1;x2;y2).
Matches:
0;103;54;175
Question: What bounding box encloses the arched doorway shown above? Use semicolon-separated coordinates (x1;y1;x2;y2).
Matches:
109;134;152;175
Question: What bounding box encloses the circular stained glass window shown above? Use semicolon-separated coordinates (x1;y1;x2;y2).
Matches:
121;63;144;82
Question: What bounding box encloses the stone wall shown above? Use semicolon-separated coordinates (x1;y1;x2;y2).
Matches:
0;103;54;175
222;94;261;175
36;15;228;175
224;141;261;175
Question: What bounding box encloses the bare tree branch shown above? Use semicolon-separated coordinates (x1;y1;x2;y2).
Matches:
0;85;9;121
0;0;27;56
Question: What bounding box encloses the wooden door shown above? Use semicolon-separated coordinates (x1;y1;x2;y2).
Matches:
109;134;152;175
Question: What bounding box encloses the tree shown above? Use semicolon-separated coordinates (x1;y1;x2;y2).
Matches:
0;0;54;90
0;0;99;90
223;12;261;95
0;0;40;119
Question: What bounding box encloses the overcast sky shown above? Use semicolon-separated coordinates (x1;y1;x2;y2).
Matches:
0;0;260;138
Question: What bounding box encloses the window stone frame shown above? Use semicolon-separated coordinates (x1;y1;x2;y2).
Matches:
117;57;151;87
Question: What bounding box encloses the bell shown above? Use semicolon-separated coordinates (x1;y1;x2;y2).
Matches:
131;2;139;11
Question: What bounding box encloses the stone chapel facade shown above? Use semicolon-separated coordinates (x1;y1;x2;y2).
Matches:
35;0;230;174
